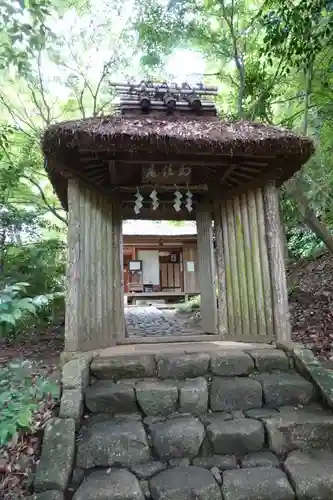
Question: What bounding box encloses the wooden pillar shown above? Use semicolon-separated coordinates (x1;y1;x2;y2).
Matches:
65;179;125;352
263;181;291;342
213;202;227;335
196;204;218;334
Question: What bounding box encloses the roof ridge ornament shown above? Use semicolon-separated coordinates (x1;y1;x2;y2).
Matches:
110;80;218;116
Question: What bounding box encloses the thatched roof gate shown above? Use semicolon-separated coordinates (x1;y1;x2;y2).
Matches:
41;81;315;352
42;82;313;219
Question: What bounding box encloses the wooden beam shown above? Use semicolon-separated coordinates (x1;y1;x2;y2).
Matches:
226;175;242;185
109;160;117;184
238;165;264;173
119;184;208;192
77;150;276;164
213;170;279;201
123;208;196;220
219;164;238;183
229;170;255;180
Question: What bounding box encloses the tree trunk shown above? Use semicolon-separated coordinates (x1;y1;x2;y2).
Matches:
285;178;333;255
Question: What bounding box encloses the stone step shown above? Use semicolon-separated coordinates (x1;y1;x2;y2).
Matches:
262;406;333;454
89;349;293;381
76;405;333;470
75;413;269;468
222;466;295;500
284;450;333;499
70;456;333;500
84;371;315;416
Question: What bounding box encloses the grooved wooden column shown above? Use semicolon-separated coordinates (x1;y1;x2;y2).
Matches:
213;202;227;335
263;181;291;342
196;204;218;334
65;179;125;352
214;188;274;340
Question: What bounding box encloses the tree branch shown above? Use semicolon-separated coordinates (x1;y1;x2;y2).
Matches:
20;174;68;226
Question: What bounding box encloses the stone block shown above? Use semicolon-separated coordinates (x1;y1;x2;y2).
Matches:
231;410;245;419
113;412;143;420
144;416;165;426
284;450;333;500
62;357;89;390
200;412;232;425
136;380;178;416
263;409;333;454
59;389;83;426
179;377;208;415
90;354;156;379
130;461;167;479
257;372;315;408
210;466;222;485
72;469;145;500
28;493;64;500
168;458;191;467
207;418;265;456
156;353;210;379
241;451;279;468
292;346;333;409
85;380;137;413
210;351;254;376
148;416;205;460
210;377;262;411
84;412;141;428
34;418;75;493
149;466;222;500
248;349;290;372
167;412;193;420
222;467;295;500
244;408;279;419
76;419;151;468
192;455;237;470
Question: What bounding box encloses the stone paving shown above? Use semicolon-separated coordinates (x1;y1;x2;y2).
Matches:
125;306;203;336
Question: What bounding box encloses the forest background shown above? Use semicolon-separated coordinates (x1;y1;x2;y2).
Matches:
0;0;332;341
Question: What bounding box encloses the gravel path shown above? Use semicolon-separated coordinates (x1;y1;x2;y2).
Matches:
125;306;202;336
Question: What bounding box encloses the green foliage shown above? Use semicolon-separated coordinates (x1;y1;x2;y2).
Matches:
0;281;64;339
2;239;66;294
287;229;324;261
0;359;59;445
0;0;53;74
261;0;333;70
177;294;201;313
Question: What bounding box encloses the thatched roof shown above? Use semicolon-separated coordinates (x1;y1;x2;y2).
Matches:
42;115;314;160
42;114;315;216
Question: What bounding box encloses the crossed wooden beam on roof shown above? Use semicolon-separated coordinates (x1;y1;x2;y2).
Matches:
110;80;218;115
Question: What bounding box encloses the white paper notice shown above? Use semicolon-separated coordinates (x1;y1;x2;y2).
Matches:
187;261;195;272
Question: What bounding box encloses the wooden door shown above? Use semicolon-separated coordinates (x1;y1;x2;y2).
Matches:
160;249;182;292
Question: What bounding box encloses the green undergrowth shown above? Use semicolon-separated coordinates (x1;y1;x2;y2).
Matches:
0;360;60;445
177;294;201;313
0;281;64;342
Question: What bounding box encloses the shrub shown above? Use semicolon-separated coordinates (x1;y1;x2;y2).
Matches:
0;281;64;340
177;294;201;313
0;359;60;445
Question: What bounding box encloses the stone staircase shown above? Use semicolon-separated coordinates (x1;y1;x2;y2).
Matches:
34;347;333;500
